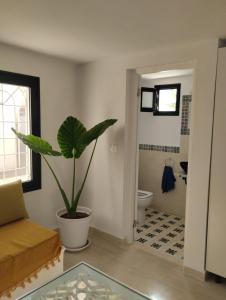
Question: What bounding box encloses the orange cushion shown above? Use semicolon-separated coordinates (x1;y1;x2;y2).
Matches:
0;180;28;226
0;219;61;295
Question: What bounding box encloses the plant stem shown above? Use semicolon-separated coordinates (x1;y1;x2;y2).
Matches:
72;139;98;211
41;154;71;212
71;156;76;204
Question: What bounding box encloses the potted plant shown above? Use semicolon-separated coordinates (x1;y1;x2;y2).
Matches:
12;116;117;250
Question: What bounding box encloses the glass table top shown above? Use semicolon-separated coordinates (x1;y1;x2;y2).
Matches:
19;262;151;300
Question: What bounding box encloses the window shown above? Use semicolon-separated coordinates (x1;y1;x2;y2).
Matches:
0;70;41;192
140;87;155;112
153;84;181;116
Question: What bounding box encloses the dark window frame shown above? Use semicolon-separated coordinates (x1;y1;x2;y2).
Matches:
153;83;181;116
0;70;41;193
140;87;155;112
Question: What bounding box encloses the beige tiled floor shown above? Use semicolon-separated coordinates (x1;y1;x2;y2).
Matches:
64;228;226;300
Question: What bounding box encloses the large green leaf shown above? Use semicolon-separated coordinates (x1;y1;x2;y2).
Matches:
82;119;117;146
57;117;117;159
12;128;62;156
57;116;87;158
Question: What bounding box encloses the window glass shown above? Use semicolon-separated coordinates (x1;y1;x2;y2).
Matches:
154;84;180;116
0;83;31;184
142;91;154;108
158;89;177;112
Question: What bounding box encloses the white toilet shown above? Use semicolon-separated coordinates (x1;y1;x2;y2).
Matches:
137;190;153;224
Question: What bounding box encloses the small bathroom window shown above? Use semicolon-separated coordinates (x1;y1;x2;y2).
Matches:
140;87;155;112
153;83;181;116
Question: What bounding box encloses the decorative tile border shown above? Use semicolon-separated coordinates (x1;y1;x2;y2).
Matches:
181;95;192;135
181;128;190;135
139;144;180;153
182;95;192;101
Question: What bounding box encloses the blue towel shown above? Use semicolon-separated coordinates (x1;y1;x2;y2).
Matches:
161;166;176;193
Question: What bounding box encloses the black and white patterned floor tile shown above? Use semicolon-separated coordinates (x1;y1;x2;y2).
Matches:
135;207;184;262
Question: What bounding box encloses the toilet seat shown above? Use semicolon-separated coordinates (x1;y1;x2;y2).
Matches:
138;190;153;199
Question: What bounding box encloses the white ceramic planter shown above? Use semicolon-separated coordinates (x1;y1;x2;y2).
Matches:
56;206;91;250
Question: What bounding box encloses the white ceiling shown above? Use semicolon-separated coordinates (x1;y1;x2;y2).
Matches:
142;69;193;80
0;0;226;63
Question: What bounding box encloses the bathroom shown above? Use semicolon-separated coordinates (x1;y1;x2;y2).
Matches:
135;69;193;264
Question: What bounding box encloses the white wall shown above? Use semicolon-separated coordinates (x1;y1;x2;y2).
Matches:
77;39;218;274
0;43;79;229
138;75;193;146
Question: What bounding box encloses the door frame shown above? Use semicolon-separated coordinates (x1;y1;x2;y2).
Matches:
123;61;196;257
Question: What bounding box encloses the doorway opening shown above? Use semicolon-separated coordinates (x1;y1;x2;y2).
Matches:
133;68;194;264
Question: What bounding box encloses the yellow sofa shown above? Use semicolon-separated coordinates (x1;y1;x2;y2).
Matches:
0;181;61;298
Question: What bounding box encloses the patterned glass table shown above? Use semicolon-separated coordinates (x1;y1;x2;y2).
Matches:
19;262;150;299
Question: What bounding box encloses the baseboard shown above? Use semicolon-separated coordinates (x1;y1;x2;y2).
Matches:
54;226;125;244
183;266;206;281
89;225;124;241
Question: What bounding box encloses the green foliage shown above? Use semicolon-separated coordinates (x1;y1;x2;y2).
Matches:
57;116;117;159
12;116;117;215
57;117;86;158
82;119;117;146
12;129;62;156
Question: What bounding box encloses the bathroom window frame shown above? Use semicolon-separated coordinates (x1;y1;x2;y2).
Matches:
140;87;155;112
153;83;181;116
